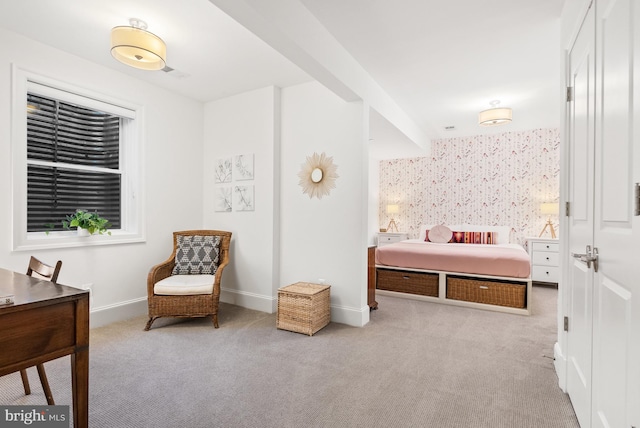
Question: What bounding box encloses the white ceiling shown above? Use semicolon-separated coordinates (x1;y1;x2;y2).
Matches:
300;0;565;140
0;0;565;158
0;0;311;103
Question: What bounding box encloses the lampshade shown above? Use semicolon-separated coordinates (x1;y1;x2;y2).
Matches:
478;100;512;126
539;202;559;238
386;204;399;214
111;19;166;71
540;202;559;215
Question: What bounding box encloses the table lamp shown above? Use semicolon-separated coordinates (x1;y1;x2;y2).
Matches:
386;204;399;233
539;202;559;238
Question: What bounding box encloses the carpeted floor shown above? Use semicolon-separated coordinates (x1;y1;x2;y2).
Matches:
1;286;579;427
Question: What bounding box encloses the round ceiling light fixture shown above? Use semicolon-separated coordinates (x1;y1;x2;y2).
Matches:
111;18;166;71
478;100;512;126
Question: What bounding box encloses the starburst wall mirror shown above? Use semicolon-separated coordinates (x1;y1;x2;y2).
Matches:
298;152;338;199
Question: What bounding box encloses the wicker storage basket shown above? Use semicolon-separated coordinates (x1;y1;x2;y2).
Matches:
446;276;526;308
277;282;331;336
376;269;439;297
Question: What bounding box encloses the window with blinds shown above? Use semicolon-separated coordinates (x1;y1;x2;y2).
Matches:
26;92;122;232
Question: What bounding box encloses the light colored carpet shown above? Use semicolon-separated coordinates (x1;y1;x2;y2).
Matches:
1;286;579;427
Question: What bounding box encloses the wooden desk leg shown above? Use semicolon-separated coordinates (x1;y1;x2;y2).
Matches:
72;296;90;428
71;350;89;428
367;246;378;310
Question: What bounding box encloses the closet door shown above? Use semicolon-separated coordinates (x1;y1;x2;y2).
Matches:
592;0;640;426
566;4;596;428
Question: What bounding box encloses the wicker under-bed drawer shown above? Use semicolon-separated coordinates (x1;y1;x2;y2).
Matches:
376;269;439;297
446;276;526;308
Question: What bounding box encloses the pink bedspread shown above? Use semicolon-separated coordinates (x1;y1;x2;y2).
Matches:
375;240;531;278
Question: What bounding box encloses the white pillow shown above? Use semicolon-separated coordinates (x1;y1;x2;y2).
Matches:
460;224;511;244
428;225;453;243
418;224;462;241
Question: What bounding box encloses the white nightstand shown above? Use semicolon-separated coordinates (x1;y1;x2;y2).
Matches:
377;232;408;247
527;237;560;285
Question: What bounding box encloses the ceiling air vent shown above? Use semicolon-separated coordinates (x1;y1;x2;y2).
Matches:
161;65;190;79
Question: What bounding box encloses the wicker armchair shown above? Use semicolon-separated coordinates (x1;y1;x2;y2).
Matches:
145;230;231;331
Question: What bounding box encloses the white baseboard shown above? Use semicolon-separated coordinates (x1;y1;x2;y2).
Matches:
220;287;277;313
89;291;371;329
90;297;147;328
330;304;370;327
554;341;567;392
220;287;370;327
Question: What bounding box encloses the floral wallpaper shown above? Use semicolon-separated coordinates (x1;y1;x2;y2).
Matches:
379;128;560;246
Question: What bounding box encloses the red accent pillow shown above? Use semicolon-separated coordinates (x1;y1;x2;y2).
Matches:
450;231;496;244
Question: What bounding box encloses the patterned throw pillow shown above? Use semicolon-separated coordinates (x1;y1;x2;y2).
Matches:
171;235;221;275
450;231;496;244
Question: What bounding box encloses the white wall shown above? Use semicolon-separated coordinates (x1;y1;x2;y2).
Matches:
203;82;371;326
280;82;369;326
1;29;373;329
203;86;281;312
0;28;204;327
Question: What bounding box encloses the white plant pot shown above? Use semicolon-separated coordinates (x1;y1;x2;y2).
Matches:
77;228;91;237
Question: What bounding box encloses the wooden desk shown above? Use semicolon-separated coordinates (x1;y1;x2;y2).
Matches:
0;268;89;428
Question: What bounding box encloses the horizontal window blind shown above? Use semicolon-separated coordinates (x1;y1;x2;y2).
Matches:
27;93;122;232
27;81;137;119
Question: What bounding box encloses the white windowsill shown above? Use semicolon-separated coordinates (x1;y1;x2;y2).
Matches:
13;230;146;251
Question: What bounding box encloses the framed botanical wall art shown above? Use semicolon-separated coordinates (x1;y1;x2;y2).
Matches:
214;153;256;213
215;157;232;183
214;186;232;212
234;185;255;211
234;154;254;181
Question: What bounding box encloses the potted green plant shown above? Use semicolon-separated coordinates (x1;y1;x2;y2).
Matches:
62;210;112;236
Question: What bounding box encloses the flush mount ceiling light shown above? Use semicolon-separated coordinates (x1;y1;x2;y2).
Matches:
478;100;512;126
111;18;166;71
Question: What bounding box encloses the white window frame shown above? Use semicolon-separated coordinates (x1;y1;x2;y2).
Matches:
11;66;145;250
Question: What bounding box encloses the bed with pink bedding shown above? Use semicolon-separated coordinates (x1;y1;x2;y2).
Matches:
375;240;531;278
374;228;533;315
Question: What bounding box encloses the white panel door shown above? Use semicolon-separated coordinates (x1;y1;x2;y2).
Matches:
566;5;596;427
592;0;640;426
